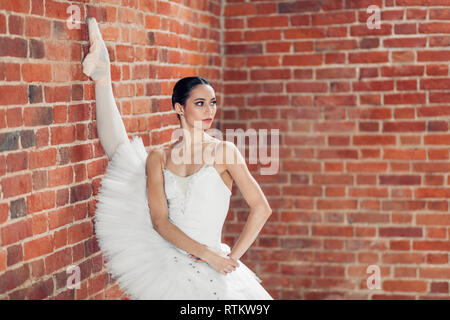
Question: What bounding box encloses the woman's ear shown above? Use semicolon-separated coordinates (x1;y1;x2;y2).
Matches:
175;102;182;113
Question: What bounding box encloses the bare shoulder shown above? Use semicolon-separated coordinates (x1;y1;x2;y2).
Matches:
214;140;245;167
146;147;165;172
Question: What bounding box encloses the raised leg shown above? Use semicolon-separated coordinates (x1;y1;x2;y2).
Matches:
82;17;129;160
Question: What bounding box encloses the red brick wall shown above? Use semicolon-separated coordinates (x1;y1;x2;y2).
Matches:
221;0;450;299
0;0;222;299
1;0;450;301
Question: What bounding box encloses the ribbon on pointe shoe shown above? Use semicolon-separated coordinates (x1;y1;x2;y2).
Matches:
82;17;111;87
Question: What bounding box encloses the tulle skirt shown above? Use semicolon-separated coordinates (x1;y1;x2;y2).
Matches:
94;136;273;300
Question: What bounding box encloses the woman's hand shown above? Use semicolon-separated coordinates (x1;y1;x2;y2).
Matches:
190;249;239;275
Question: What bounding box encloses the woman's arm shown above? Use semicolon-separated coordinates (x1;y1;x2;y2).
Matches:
146;149;213;261
219;141;273;261
82;17;129;160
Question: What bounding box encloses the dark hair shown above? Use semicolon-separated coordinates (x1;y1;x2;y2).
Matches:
171;76;212;121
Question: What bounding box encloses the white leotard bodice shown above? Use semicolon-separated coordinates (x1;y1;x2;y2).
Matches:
162;164;232;254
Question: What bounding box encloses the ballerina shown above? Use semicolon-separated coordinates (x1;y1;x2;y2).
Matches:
82;17;273;300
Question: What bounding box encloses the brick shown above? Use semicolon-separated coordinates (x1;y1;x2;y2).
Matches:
22;63;52;82
4;62;20;81
20;130;36;149
30;258;45;279
0;248;6;272
52;21;66;40
105;284;124;300
32;170;47;191
35;128;49;146
31;212;48;235
0;85;28;105
0;156;5;178
31;0;44;15
69;103;90;122
88;272;109;297
0;13;5;33
53;228;68;249
417;213;450;225
1;218;32;246
87;159;107;180
29;39;45;59
71;243;84;264
383;253;425;264
0;37;27;58
58;147;70;165
25;16;51;37
53;269;68;290
0;131;20;152
116;45;134;62
6;151;27;173
45;0;71;19
10;198;27;219
7;244;23;267
73;202;88;220
29;278;55;299
0;264;30;295
379;227;423;238
390;240;410;250
1;173;32;198
430;282;449;294
23;107;53;126
48;166;74;187
49;207;74;230
0;61;4;80
45;247;72;274
71;84;83;101
426;227;447;239
426;253;448;264
0;0;30;13
26;190;55;214
76;124;88;141
23;235;54;261
8;15;24;35
56;189;69;207
29;148;57;169
0;203;8;224
70;183;93;204
315;252;355;263
44;85;71;102
312;225;353;237
71;164;84;186
90;255;103;274
5;107;22;128
28;85;43;104
68;221;93;244
413;241;450;251
46;41;70;61
383;280;427;293
84;237;100;257
50;125;76;145
53;105;67;123
70;144;93;163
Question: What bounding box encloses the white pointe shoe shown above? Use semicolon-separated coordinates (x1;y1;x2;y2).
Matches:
82;17;111;86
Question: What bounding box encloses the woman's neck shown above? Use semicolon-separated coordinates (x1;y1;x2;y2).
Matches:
178;129;210;148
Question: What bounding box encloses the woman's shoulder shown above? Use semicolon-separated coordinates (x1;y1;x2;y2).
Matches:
146;147;166;170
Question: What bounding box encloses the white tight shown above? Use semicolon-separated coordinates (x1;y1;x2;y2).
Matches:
94;83;129;160
83;17;129;160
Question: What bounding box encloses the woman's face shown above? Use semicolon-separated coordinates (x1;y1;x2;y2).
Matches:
176;84;217;130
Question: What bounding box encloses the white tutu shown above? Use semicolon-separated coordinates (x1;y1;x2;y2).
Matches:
94;136;273;300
